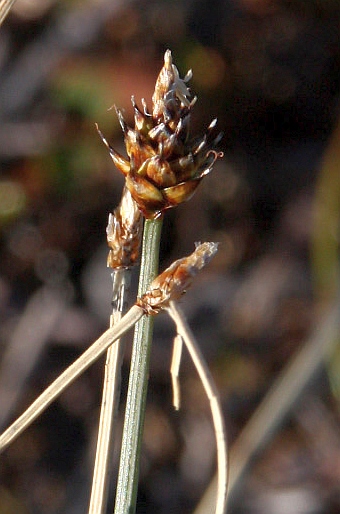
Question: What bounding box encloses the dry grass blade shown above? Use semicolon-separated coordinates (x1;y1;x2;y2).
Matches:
170;334;183;410
88;188;141;514
88;270;131;514
0;286;67;430
0;0;16;26
168;301;228;514
88;313;124;514
0;304;144;454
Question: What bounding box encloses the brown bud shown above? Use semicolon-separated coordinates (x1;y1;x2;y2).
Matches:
137;242;219;314
107;187;143;269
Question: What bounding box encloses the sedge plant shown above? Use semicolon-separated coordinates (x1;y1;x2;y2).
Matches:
97;49;225;514
0;50;227;514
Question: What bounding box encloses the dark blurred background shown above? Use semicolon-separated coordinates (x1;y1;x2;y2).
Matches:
1;0;340;513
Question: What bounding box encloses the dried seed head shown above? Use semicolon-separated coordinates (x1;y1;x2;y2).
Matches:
107;187;143;269
137;242;219;314
98;50;223;219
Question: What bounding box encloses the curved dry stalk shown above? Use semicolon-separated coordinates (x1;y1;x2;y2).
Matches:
193;301;340;514
168;301;228;514
0;304;144;455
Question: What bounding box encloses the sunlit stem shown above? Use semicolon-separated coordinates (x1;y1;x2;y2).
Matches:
88;269;131;514
114;218;163;514
0;305;144;455
170;334;183;410
168;301;228;514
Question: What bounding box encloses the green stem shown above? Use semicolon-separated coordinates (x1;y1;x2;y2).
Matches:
114;217;163;514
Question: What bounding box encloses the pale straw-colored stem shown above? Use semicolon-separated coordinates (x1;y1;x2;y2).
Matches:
0;286;67;430
170;334;183;410
88;269;130;514
0;304;144;455
168;301;228;514
0;0;15;26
